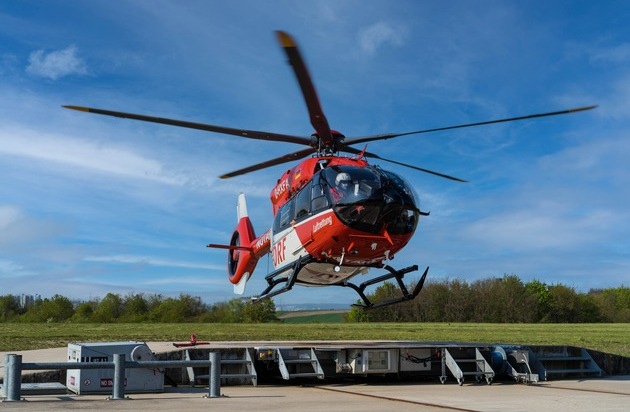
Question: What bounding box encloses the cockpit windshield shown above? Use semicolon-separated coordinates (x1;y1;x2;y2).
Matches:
321;165;419;235
323;166;382;204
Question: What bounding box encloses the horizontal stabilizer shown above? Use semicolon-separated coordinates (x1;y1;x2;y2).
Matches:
206;243;252;251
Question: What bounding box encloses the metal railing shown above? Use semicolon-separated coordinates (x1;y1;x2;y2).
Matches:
1;352;221;402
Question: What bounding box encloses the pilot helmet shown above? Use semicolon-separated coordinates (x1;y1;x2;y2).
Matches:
335;172;351;189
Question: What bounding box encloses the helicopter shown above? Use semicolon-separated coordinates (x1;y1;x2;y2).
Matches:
65;31;595;309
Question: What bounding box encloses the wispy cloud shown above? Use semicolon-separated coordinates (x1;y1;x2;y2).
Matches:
140;275;225;286
357;22;406;56
586;43;630;65
463;208;615;251
0;205;65;249
0;259;33;278
0;205;21;230
26;45;88;80
84;254;223;271
0;126;185;185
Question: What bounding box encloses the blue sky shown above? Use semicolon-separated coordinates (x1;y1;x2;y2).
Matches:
1;1;628;307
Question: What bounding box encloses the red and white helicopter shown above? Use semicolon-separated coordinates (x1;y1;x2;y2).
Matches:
65;31;595;308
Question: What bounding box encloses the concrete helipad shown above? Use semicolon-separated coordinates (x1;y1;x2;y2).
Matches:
0;377;628;412
2;343;629;411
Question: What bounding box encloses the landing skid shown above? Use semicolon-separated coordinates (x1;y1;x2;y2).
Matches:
344;264;429;310
253;256;429;310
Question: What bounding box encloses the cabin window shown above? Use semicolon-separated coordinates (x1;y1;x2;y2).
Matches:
273;199;295;233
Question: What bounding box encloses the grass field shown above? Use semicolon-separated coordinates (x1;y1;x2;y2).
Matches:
1;322;628;357
277;310;348;323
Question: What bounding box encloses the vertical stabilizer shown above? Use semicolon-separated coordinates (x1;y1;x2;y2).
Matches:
237;192;248;220
233;272;250;295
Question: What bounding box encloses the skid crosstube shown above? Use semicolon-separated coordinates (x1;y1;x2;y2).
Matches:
253;256;428;310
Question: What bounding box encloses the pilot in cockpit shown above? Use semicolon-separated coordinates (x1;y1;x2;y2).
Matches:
331;172;352;202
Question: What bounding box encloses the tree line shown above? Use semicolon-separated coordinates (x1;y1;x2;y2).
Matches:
347;275;630;323
1;275;628;324
0;293;278;323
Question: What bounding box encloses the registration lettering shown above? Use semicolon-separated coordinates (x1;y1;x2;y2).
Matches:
273;178;290;199
253;231;271;252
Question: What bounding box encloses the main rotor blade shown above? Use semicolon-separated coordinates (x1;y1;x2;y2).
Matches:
220;147;316;179
276;31;333;147
63;105;313;146
340;147;467;182
345;105;598;146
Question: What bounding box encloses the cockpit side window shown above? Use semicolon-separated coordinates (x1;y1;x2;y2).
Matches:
311;182;329;211
294;182;311;220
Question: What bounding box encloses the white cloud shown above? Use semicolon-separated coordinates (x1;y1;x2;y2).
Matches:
0;259;30;277
84;254;223;271
0;205;22;230
140;275;225;286
587;43;630;65
358;22;406;56
0;205;65;249
26;45;87;80
463;208;615;251
0;126;185;185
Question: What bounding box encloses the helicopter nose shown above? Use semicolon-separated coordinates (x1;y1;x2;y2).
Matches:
384;188;403;205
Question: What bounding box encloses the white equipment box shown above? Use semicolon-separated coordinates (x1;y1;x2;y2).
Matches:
66;341;164;394
348;349;396;374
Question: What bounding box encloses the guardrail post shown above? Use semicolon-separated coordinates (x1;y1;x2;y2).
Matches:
2;354;22;402
111;353;126;400
208;352;221;398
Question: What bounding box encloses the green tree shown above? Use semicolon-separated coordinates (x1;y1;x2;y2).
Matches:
547;284;579;322
72;300;98;322
365;282;407;322
525;279;551;322
346;302;370;322
443;279;474;322
243;299;278;323
149;297;181;322
589;286;630;322
121;293;150;322
91;293;124;323
576;293;602;322
21;294;74;322
204;298;246;323
419;282;450;322
149;294;207;322
0;294;21;322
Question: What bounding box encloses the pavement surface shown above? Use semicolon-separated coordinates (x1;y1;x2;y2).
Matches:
1;377;629;412
1;343;629;411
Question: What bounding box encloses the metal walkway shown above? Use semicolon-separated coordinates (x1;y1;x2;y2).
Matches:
164;341;605;386
1;340;613;395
